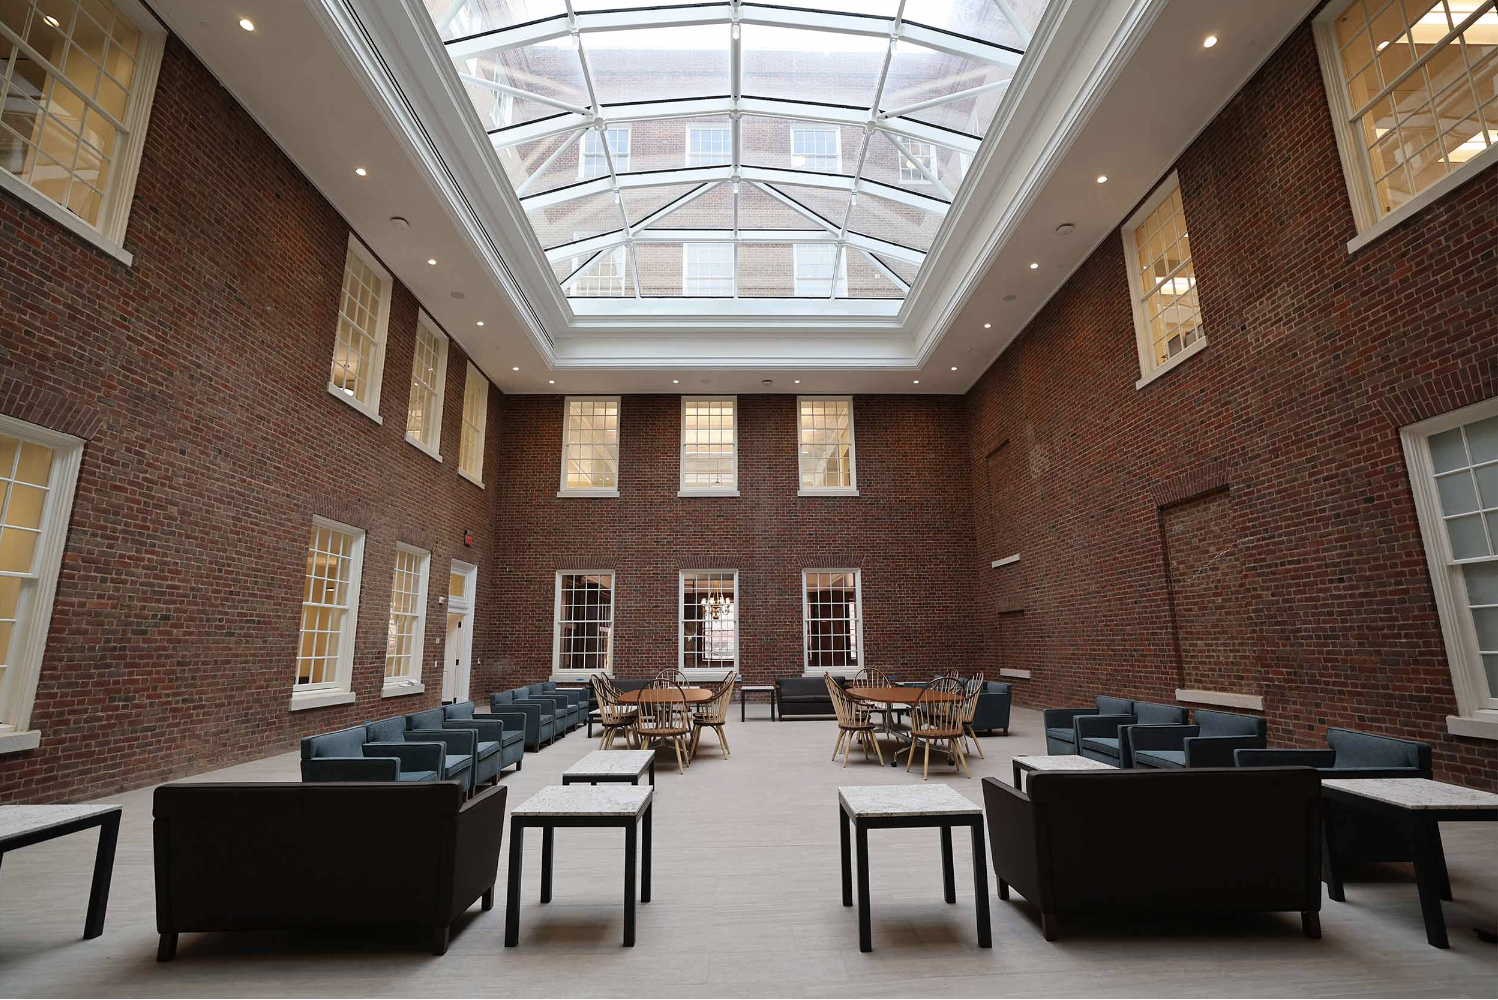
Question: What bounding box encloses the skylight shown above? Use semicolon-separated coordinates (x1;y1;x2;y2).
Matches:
423;0;1044;314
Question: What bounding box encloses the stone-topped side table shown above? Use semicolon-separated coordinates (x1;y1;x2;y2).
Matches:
1011;753;1116;790
505;784;653;947
0;803;122;940
837;785;991;953
1321;778;1498;949
563;749;655;787
740;684;776;721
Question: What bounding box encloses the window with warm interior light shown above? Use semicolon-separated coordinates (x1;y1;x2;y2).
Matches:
797;396;858;495
329;235;393;421
680;397;737;494
1313;0;1498;244
384;544;430;694
681;570;738;677
294;518;365;709
1121;173;1205;385
405;312;449;459
553;570;614;676
802;569;862;675
459;362;488;486
560;395;621;495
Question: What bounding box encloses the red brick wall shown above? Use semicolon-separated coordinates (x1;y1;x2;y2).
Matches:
0;38;502;804
480;393;980;690
964;15;1497;787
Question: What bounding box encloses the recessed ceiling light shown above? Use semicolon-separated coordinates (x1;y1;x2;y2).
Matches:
672;379;680;384
43;14;60;27
1002;294;1017;302
1203;34;1218;48
548;379;555;384
983;322;992;329
426;258;437;266
1056;222;1075;235
475;321;484;326
912;380;920;384
950;366;957;371
1096;174;1108;183
1029;262;1039;269
354;167;367;177
238;18;254;31
793;379;801;384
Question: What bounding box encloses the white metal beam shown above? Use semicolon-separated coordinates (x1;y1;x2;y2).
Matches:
544;227;925;267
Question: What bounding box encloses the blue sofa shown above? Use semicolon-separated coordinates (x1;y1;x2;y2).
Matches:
1043;695;1134;755
1124;709;1268;768
409;704;523;787
490;690;558;749
367;716;476;792
299;725;442;783
1077;701;1188;765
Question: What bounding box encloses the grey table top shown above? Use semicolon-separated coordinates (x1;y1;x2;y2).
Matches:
1322;778;1498;811
513;784;653;818
838;784;981;818
563;750;655;778
0;804;121;844
1012;754;1118;771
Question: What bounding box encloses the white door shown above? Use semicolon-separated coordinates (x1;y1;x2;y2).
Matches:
443;560;477;703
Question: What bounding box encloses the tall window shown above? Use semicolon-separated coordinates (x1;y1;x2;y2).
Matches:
797;396;858;495
384;544;429;694
569;246;627;297
554;571;614;675
0;416;82;746
1121;173;1204;386
683;243;734;296
791;128;840;172
559;396;621;495
1314;1;1498;242
1402;400;1498;737
405;312;448;459
899;140;937;182
294;518;365;709
681;570;738;676
329;236;393;421
680;397;738;495
0;0;165;260
802;570;862;674
793;244;847;297
580;125;630;178
687;125;731;166
459;362;488;486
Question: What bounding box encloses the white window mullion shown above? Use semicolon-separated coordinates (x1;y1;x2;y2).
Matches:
680;570;739;677
384;544;430;696
405;311;449;461
796;395;858;496
559;395;622;496
553;570;615;677
459;362;489;487
680;397;739;496
802;569;863;676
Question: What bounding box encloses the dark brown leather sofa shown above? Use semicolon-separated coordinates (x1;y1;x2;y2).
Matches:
982;767;1322;940
153;780;506;959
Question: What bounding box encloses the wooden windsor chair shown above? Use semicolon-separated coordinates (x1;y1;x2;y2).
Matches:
689;671;736;759
905;675;971;779
828;673;885;766
636;677;693;771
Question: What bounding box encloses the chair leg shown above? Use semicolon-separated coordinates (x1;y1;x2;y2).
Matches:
870;731;885;766
832;728;846;761
906;736;918;772
923;740;931;780
967;724;985;759
954;739;971;778
717;725;729;756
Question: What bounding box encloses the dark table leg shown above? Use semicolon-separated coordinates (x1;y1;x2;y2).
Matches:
1322;803;1345;902
856;820;872;952
649;758;655;787
83;811;120;940
940;825;956;904
504;820;524;947
642;803;652;904
540;825;555;903
1409;816;1450;948
840;807;852;907
741;688;746;723
1429;824;1452;901
970;819;992;948
623;820;638;947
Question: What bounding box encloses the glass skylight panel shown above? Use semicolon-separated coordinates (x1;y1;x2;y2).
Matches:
429;0;1047;307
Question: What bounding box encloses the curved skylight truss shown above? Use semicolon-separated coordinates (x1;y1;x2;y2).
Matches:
424;0;1040;311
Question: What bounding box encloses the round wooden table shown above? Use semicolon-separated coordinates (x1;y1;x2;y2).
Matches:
617;687;714;704
845;686;960;767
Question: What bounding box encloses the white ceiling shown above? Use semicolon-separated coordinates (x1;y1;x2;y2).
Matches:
149;0;1316;395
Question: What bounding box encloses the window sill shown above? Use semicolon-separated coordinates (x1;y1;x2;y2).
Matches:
798;488;860;498
381;681;426;698
289;689;357;712
998;669;1031;679
327;384;383;424
1347;144;1498;255
0;729;42;754
991;553;1020;569
404;434;442;464
1446;713;1498;741
0;171;134;266
1135;338;1207;390
551;671;613;682
1174;688;1264;711
678;489;740;498
557;488;620;498
458;468;484;490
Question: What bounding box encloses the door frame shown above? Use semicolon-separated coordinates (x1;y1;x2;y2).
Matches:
443;559;477;703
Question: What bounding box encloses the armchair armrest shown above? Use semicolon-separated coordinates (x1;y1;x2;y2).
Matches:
445;718;508;743
1234;748;1335;769
406;729;477;758
491;703;541;743
1183;734;1266;768
979;777;1048;912
301;756;399;782
1042;707;1096;729
1074;713;1137;739
364;741;443;773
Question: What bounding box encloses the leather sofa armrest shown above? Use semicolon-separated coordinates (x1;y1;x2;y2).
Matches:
301;756;399;781
980;777;1047;911
446;784;510;923
1074;713;1137;738
1041;707;1095;729
1183;734;1266;768
364;741;444;772
407;729;477;757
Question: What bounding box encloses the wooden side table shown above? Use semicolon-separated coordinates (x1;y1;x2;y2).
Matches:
0;804;122;940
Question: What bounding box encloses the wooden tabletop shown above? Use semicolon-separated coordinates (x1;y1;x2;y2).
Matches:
618;687;714;704
846;685;960;705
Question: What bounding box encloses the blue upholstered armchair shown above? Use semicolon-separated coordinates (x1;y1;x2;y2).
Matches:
1077;701;1188;765
1233;727;1431;778
971;682;1012;735
541;681;589;720
299;725;442;783
1042;695;1134;754
366;716;476;792
490;690;557;749
521;683;580;731
1124;709;1268;768
411;704;523;787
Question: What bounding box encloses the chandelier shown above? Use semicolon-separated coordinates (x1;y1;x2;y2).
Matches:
700;594;733;621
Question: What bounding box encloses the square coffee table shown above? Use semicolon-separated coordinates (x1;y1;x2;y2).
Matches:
563;749;655;787
1011;754;1116;790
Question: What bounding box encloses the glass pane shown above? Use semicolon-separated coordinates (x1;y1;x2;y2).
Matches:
622;182;705;227
1436;469;1480;514
426;1;567;41
861;130;962;198
752;181;848;231
903;0;1031;49
525;189;623;249
1473;606;1497;653
0;526;39;573
1464;561;1498;605
497;130;585;196
846;188;943;251
15;441;53;485
1484;653;1498;696
1429;426;1469;472
5;483;47;529
883;41;1017;138
457;39;591;130
1469;417;1497;464
738;242;795;297
1446;512;1491;558
585;25;731;104
0;575;21;618
741;24;885;108
564;245;632;297
644;181;732;230
1477;463;1498;507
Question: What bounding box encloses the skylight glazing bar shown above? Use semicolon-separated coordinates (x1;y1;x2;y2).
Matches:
457;73;593;117
859;249;910;292
992;0;1033;45
888;134;953;199
880;79;1013;122
513;129;585;197
731;0;742;299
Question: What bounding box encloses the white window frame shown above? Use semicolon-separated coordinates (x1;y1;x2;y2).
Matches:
790;127;842;173
1120;172;1207;389
679;569;740;679
404;310;449;462
328;234;393;424
579;125;630;178
793;244;849;297
0;0;165;266
1400;397;1498;740
1312;1;1498;254
681;242;735;296
801;568;864;677
0;416;83;753
458;361;489;488
291;516;365;712
685;124;731;167
382;543;430;698
796;395;859;497
552;569;616;679
898;140;937;183
679;395;739;497
559;395;622;497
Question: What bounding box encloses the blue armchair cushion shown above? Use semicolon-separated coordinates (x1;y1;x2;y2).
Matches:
1234;748;1336;768
406;707;446;730
365;717;407;743
1134;701;1188;725
1096;696;1134;715
395;769;438;782
301;725;368;761
444;754;473;774
476;740;500;760
1080;736;1121;758
492;690;514;704
1046;728;1077;745
1134;749;1187;768
499;729;523;747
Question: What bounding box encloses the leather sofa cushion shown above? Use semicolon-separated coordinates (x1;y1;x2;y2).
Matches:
778;677;830;698
1135;749;1186;768
1096;696;1134;715
1046;727;1076;745
1135;702;1188;725
1081;737;1121;757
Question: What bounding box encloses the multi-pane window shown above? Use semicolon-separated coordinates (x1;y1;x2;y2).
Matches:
329;236;393;419
802;570;862;674
295;519;365;702
0;0;163;255
1402;402;1498;729
681;570;738;674
554;571;614;674
1315;0;1497;235
570;246;627;297
459;362;488;486
405;313;448;458
898;140;937;182
0;417;81;741
687;125;731;166
791;128;840;172
384;544;429;692
560;396;621;494
797;396;858;495
793;244;847;297
580;125;630;178
683;242;734;296
1122;174;1204;383
681;397;737;494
